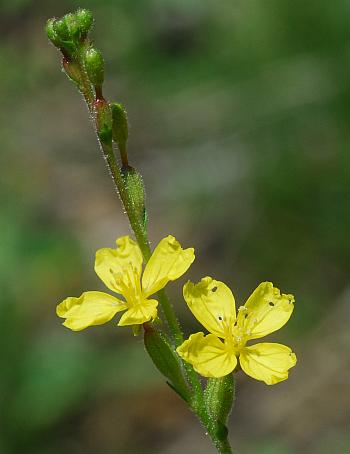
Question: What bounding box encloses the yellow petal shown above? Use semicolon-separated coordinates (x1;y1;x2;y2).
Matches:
239;343;297;385
142;235;195;296
183;277;236;338
176;332;237;378
118;299;158;326
239;282;294;340
57;291;127;331
94;236;143;293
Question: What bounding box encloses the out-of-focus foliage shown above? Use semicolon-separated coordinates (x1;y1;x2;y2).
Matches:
1;0;349;453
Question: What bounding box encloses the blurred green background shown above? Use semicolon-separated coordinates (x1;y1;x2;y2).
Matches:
1;0;350;452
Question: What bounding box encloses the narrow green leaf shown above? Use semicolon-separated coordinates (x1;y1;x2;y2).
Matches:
144;326;190;403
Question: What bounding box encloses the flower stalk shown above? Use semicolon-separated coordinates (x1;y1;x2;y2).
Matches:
47;12;297;449
46;0;205;400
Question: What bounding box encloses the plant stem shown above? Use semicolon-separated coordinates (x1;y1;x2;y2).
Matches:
49;13;237;452
211;437;233;454
196;409;233;454
72;50;184;350
156;289;182;344
99;141;203;402
71;51;227;454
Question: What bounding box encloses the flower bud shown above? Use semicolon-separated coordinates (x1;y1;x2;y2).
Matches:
76;9;93;37
94;99;112;144
51;17;77;55
64;13;80;39
53;18;70;41
46;10;93;52
85;47;104;87
62;57;82;86
144;325;190;403
111;103;128;154
46;18;61;48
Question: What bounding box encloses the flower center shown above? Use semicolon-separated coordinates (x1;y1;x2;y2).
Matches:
111;264;143;307
217;315;247;354
219;306;261;354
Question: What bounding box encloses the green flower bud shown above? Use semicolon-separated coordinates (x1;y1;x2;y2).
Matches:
46;16;77;54
144;326;190;403
111;103;128;155
53;18;70;41
51;17;77;55
64;13;80;39
121;166;147;228
46;18;61;48
94;99;112;144
46;10;93;52
85;47;104;87
76;9;93;37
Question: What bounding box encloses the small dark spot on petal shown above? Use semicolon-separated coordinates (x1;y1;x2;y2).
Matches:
244;313;248;319
218;315;223;321
269;301;275;307
234;321;237;326
212;286;218;292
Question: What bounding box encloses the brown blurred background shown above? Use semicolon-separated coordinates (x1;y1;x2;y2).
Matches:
1;0;350;453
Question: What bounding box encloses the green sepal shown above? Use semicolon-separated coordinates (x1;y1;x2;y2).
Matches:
121;166;147;228
85;47;104;87
111;103;128;154
94;99;112;144
204;374;235;440
144;326;190;403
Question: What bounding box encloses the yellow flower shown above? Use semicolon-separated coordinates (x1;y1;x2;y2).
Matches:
57;235;195;331
176;278;297;385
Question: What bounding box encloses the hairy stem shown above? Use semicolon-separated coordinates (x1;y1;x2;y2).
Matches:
196;409;233;454
47;11;238;453
99;141;203;402
58;40;225;452
212;437;233;454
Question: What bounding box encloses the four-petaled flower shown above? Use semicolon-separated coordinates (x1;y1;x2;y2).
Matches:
57;235;195;331
176;278;297;384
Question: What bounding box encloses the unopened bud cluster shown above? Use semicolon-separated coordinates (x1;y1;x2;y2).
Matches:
46;9;116;145
46;9;93;56
46;9;104;93
46;9;144;226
